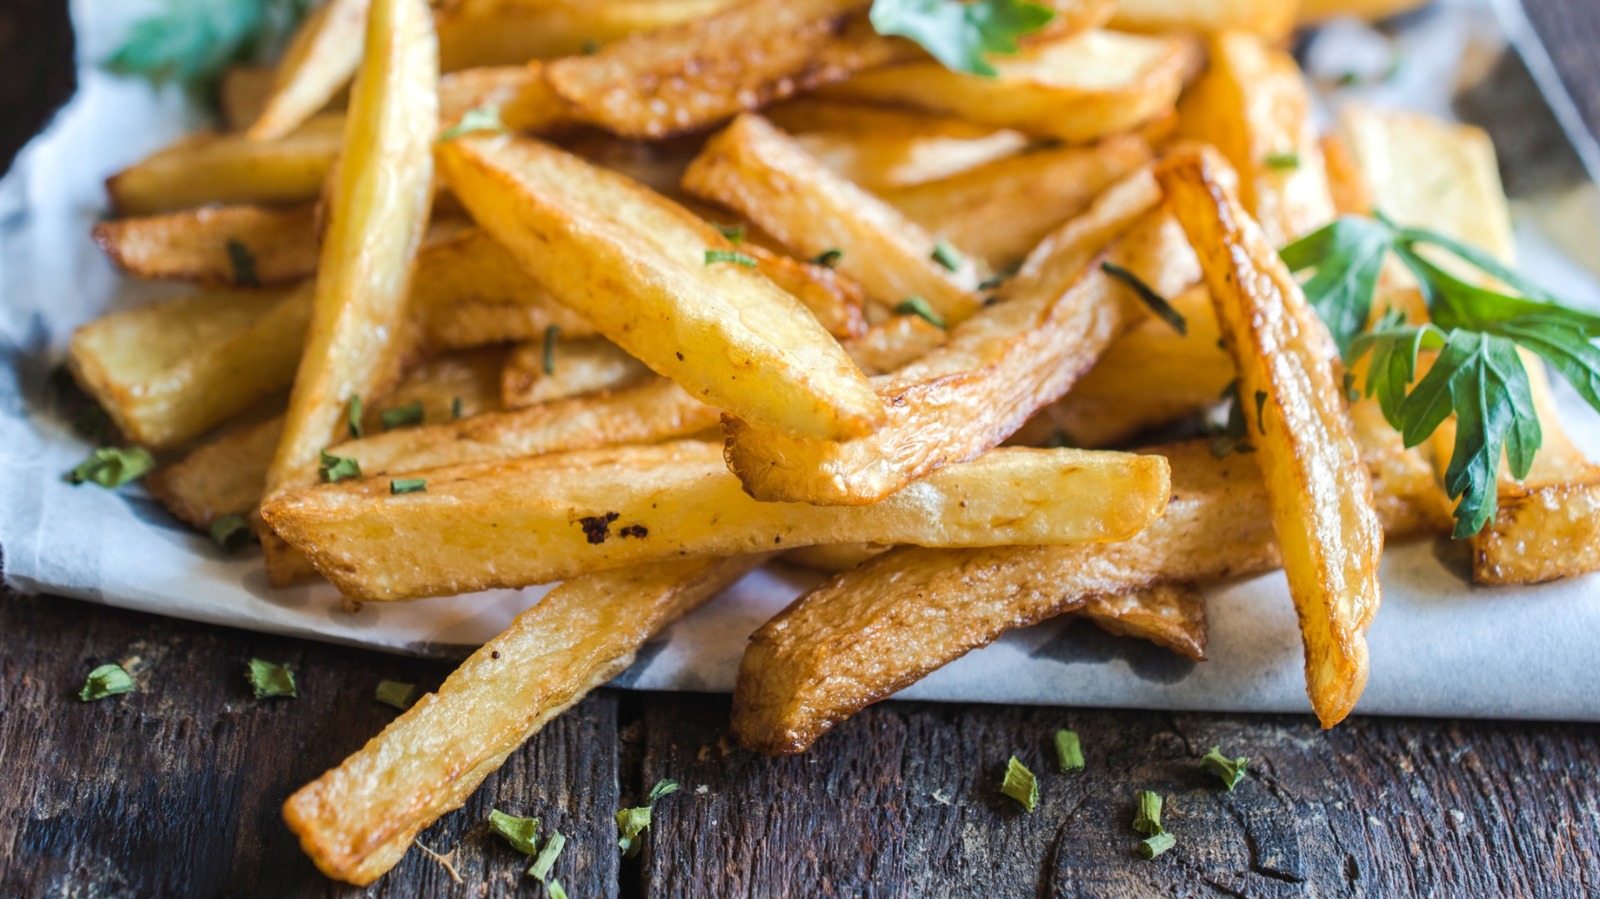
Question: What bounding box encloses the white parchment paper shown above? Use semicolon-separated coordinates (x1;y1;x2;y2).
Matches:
4;0;1600;719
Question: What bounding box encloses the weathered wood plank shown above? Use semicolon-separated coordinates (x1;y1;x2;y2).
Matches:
0;590;621;898
640;693;1600;898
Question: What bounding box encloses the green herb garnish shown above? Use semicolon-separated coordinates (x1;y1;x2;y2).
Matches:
318;450;361;483
67;447;155;488
247;658;296;698
1264;151;1301;171
380;401;424;431
1140;832;1176;859
1054;729;1083;773
347;395;364;439
489;810;541;855
390;478;427;495
894;296;947;329
999;756;1038;812
374;680;416;711
1132;790;1163;835
1200;746;1249;790
1210;381;1255;459
1254;390;1267;436
105;0;311;92
869;0;1056;78
543;324;560;376
1102;261;1187;336
226;239;260;287
931;239;964;272
451;396;464;420
705;249;757;268
580;38;601;55
79;663;135;701
811;248;843;268
617;778;680;857
209;513;254;552
529;829;565;881
1282;212;1600;537
548;880;569;899
714;222;746;244
438;104;507;142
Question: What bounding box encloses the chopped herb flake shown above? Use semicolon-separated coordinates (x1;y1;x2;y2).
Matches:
438;104;507;142
451;396;465;419
617;778;680;857
811;248;843;268
543;324;560;376
1254;390;1267;435
1055;729;1084;773
380;401;424;431
705;249;757;267
1140;831;1176;859
390;478;427;495
1264;151;1301;171
318;450;361;483
347;395;364;439
581;38;601;55
489;810;541;855
869;0;1056;78
209;513;254;552
931;239;964;272
529;829;565;881
67;447;155;488
1132;790;1163;835
79;663;134;701
1000;756;1038;812
894;296;947;329
247;659;296;699
1200;746;1249;790
1102;262;1187;335
714;222;746;244
226;239;260;287
548;880;569;899
648;779;681;802
374;680;416;711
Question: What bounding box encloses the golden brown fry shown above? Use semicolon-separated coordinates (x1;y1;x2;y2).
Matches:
821;30;1199;143
260;442;1172;601
220;65;285;131
1320;132;1372;217
1110;0;1297;37
732;442;1271;755
409;226;599;350
1177;31;1337;247
501;337;651;408
68;286;311;449
146;417;283;529
881;133;1154;270
1158;148;1383;728
843;315;948;376
436;63;572;134
781;543;887;574
1297;0;1429;24
541;0;902;140
92;205;320;286
724;168;1197;505
767;100;1031;193
435;0;739;71
683;113;984;322
439;133;883;440
107;116;344;215
1079;582;1208;661
265;0;438;495
284;555;764;886
249;0;369;141
741;243;868;340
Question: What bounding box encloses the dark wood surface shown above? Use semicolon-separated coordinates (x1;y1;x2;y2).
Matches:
5;3;1600;898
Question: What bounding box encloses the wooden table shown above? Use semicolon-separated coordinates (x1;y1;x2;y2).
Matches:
4;3;1600;896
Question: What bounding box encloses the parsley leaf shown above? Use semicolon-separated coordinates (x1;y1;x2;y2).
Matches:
209;513;255;552
79;663;135;701
106;0;312;93
617;778;680;857
1000;756;1038;812
1200;746;1249;790
869;0;1055;78
247;658;296;698
438;105;507;143
374;680;416;710
489;810;541;855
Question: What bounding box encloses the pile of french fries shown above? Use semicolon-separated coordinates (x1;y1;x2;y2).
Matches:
66;0;1600;884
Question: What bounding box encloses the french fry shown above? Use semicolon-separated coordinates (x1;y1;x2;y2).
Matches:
767;100;1030;193
283;555;765;886
68;286;311;449
1297;0;1430;24
436;63;572;134
843;314;948;376
732;441;1271;755
724;167;1198;505
682;114;985;322
781;543;887;573
1177;31;1337;248
502;337;651;408
820;30;1199;143
220;65;286;131
1320;133;1371;217
1158;148;1383;728
881;133;1154;270
438;132;884;440
92;205;320;286
409;226;599;350
259;442;1173;601
107;116;345;215
435;0;739;71
265;0;438;493
1080;583;1209;661
541;0;901;140
1110;0;1297;38
248;0;369;141
741;243;868;340
1338;104;1600;584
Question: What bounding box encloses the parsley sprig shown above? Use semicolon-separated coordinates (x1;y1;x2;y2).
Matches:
869;0;1055;77
1281;213;1600;538
106;0;314;93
